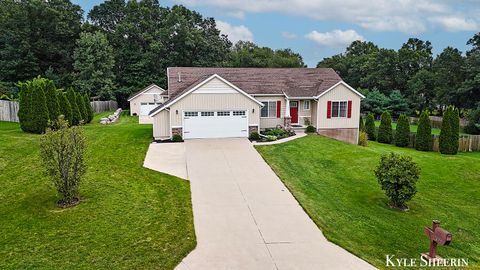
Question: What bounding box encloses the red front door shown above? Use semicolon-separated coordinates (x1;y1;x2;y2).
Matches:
290;101;298;124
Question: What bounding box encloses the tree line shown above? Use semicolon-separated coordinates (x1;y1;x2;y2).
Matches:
0;0;305;108
318;36;480;113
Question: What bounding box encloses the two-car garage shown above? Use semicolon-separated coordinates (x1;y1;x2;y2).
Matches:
182;110;248;139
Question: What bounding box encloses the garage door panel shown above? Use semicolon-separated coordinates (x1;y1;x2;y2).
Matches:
183;111;248;139
140;103;160;115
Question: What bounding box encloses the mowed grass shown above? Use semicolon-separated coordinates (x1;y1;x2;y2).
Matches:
0;114;195;269
256;135;479;269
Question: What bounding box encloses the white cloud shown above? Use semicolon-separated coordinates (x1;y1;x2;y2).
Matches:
281;31;297;39
226;10;245;19
173;0;480;34
429;16;478;32
216;20;254;43
305;29;364;48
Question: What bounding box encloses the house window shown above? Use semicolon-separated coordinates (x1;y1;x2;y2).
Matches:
184;112;198;117
331;101;347;118
261;101;277;118
201;111;214;116
217;111;230;116
303;100;310;110
233;111;246;116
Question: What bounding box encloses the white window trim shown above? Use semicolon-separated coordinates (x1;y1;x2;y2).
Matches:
260;101;278;118
331;100;348;118
303;100;310;110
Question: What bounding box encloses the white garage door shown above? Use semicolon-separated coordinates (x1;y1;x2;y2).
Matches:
140;103;160;116
183;111;248;139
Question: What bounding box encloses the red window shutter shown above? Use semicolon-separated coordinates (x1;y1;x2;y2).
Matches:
276;101;281;118
327;101;332;119
347;100;352;118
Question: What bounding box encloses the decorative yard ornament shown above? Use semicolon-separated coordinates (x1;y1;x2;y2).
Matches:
422;220;452;261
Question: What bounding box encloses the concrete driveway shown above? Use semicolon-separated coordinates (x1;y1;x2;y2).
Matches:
145;138;375;269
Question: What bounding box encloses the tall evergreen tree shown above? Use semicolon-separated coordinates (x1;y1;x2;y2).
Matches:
377;111;393;144
83;94;94;123
44;79;60;121
415;110;432;151
17;82;32;132
359;116;365;132
29;79;50;134
439;106;460;155
395;114;410;147
365;113;376;141
58;91;73;125
66;88;81;126
76;92;87;123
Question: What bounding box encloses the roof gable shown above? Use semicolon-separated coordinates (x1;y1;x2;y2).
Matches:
316;81;365;99
127;84;165;101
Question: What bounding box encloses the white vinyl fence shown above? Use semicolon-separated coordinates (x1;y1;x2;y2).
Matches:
0;100;19;122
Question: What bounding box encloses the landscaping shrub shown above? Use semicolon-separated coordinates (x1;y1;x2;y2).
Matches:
365;113;376;141
264;128;288;138
266;135;277;141
306;125;316;133
40;116;86;207
374;152;420;210
249;131;260;140
17;82;32;132
172;134;183;142
439;106;460;155
58;91;73;125
377;111;393;144
66;88;81;125
44;79;60;122
415;110;432;151
358;131;368;146
359;116;365;132
395;113;410;147
84;94;94;123
29;79;50;134
76;92;87;123
464;107;480;135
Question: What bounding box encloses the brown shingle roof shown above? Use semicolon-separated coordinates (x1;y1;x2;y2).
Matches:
168;67;342;98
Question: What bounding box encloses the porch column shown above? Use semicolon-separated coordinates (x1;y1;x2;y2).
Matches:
285;98;290;117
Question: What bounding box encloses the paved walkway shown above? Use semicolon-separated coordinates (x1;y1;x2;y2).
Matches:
155;138;375;270
144;142;188;179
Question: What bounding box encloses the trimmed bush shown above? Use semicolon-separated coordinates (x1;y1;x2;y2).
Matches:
415;110;432;151
44;79;60;121
58;91;73;125
266;135;277;141
172;134;183;142
306;125;316;133
377;111;393;144
249;131;260;140
395;114;410;147
76;92;87;123
358;131;368;146
374;152;420;210
17;82;32;132
264;128;288;138
67;88;81;126
365;113;376;141
359;116;365;132
439;106;460;155
84;94;94;123
20;78;50;134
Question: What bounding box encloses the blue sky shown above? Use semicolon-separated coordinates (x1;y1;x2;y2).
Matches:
73;0;479;67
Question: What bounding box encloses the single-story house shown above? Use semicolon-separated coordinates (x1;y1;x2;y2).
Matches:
128;84;168;124
148;67;364;144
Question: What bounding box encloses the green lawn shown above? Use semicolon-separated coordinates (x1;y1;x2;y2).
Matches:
256;136;479;269
374;120;442;135
0;113;195;269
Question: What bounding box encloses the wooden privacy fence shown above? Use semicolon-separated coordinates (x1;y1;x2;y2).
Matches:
90;101;118;113
407;133;480;152
0;100;19;122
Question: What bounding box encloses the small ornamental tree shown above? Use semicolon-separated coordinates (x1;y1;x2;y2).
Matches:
58;91;73;125
29;79;50;134
415;110;432;151
365;113;376;141
76;92;87;123
40;116;87;207
84;94;94;123
359;116;365;132
44;79;60;121
377;111;393;144
17;82;32;132
67;88;81;125
464;107;480;135
439;106;460;155
395;114;410;147
374;152;420;210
